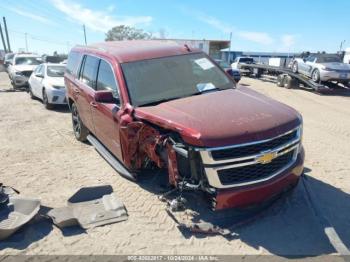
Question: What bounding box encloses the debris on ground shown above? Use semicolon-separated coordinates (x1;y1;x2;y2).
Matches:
0;184;41;241
47;185;128;229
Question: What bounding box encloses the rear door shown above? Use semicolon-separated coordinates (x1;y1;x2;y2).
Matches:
91;59;123;160
76;55;99;133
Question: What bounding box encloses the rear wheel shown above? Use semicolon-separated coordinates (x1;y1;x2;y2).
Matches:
42;89;53;109
71;102;89;142
311;69;320;83
292;62;298;73
283;75;298;89
277;74;285;87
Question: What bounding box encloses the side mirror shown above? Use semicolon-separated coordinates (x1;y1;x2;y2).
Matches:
35;73;44;78
225;68;234;77
94;90;115;104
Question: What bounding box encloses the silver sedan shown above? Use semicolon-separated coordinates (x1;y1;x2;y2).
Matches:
292;54;350;83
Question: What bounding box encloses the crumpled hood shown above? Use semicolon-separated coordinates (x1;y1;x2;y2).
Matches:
134;86;301;147
320;62;350;70
12;64;38;72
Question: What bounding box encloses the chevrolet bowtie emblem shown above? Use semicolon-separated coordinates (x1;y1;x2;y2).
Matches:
257;151;277;164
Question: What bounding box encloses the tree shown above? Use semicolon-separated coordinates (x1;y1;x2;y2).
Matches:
105;25;152;41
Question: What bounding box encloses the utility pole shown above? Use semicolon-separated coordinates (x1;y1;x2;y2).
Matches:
3;17;11;53
340;40;346;52
25;33;28;52
83;24;87;45
0;22;7;53
228;32;232;63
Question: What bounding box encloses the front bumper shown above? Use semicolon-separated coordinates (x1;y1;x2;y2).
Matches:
320;70;350;82
12;75;29;87
46;88;67;104
214;147;304;210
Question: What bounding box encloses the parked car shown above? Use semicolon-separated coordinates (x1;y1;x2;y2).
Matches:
291;54;350;83
215;59;241;83
231;57;255;75
28;63;67;109
8;54;42;88
343;48;350;64
3;53;15;71
65;41;304;210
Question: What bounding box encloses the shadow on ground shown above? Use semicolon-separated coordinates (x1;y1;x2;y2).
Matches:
137;168;350;257
1;167;349;256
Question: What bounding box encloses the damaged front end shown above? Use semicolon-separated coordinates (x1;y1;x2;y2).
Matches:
118;108;215;207
118;106;304;212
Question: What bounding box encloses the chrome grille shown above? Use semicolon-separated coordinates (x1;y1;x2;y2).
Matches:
217;151;294;185
211;130;297;160
197;126;302;189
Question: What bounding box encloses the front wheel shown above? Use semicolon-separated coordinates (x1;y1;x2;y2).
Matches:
28;85;35;99
42;89;53;109
71;103;89;142
311;69;320;83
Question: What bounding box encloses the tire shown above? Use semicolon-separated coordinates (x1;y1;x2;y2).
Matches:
71;102;89;142
283;75;298;89
311;69;320;83
28;85;35;99
42;89;53;109
277;74;285;87
292;62;298;73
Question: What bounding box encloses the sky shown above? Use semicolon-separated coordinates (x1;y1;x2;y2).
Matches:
1;0;349;55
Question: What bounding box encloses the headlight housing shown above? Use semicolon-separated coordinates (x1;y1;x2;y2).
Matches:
52;85;65;89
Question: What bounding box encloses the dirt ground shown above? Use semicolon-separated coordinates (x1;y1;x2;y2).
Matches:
0;69;349;256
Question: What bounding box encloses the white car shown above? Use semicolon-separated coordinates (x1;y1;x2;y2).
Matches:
8;54;42;88
292;54;350;83
231;57;255;75
28;63;67;109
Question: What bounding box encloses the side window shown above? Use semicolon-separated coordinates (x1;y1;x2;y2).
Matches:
307;56;315;62
34;65;41;74
66;51;82;76
96;60;120;101
40;65;45;76
80;55;99;88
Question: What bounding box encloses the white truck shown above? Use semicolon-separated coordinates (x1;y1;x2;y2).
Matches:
231;57;255;75
343;48;350;64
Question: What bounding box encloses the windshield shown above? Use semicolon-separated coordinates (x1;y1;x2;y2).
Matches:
317;56;342;63
15;57;41;65
47;66;65;77
239;58;254;63
121;53;234;107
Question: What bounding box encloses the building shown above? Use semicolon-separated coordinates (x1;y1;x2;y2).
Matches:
157;39;230;59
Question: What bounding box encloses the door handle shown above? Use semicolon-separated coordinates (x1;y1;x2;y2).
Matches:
90;101;98;108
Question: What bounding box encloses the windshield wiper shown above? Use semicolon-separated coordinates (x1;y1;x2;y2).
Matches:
139;96;183;107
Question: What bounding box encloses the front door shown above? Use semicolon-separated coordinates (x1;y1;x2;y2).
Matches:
91;59;123;161
30;65;44;98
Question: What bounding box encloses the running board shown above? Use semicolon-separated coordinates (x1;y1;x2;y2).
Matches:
87;135;137;182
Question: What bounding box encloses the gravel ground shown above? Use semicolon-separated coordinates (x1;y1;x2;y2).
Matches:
0;71;349;256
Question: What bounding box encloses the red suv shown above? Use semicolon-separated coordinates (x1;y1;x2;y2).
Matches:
65;41;304;210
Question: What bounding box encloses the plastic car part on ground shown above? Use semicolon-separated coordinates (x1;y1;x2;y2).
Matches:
0;185;41;241
47;186;128;229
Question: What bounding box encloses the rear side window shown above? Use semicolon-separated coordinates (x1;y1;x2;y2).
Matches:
80;55;99;88
66;51;82;76
97;60;120;99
